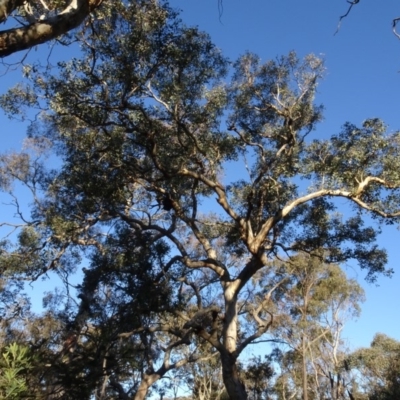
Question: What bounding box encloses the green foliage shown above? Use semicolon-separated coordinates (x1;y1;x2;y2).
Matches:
242;355;274;400
0;343;33;399
348;334;400;400
262;253;365;399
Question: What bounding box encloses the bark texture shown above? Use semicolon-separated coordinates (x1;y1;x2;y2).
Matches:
220;282;248;400
221;352;247;400
134;374;160;400
0;0;103;57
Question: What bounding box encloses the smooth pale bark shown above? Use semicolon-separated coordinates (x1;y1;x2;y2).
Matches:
302;335;309;400
220;282;248;400
134;373;161;400
0;0;103;58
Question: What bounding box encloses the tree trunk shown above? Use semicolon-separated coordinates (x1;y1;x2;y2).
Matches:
134;373;160;400
302;335;309;400
220;282;248;400
221;352;247;400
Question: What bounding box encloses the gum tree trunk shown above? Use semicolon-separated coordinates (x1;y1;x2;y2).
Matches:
221;352;247;400
134;373;160;400
221;282;248;400
302;335;309;400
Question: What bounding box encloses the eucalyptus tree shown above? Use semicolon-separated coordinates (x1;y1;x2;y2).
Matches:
74;224;218;400
183;351;227;400
241;355;274;400
1;0;400;399
265;253;364;400
348;334;400;400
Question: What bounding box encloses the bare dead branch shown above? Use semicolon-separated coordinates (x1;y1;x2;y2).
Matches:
335;0;360;36
393;17;400;40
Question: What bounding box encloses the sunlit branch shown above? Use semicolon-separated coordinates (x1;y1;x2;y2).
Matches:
0;0;104;57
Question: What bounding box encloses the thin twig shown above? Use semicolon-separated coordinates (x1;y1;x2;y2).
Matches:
334;0;360;36
393;17;400;40
218;0;223;24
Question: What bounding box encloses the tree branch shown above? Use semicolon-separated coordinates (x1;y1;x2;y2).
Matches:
0;0;103;58
0;0;25;24
252;177;400;252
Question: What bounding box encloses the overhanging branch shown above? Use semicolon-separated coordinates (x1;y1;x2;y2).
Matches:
0;0;103;58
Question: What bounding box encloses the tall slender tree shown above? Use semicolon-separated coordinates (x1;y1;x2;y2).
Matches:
265;253;364;400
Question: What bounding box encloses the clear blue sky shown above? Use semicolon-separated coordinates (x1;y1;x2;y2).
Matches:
0;0;399;351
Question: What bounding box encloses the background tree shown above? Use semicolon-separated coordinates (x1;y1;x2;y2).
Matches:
347;334;400;400
184;353;228;400
267;253;364;400
241;355;275;400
